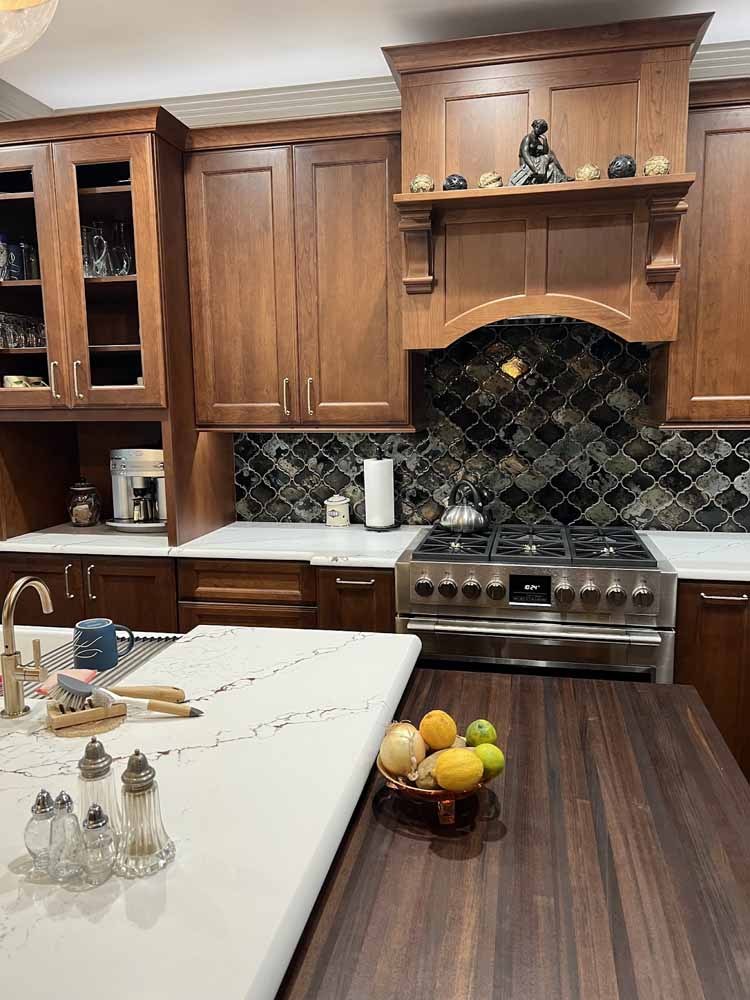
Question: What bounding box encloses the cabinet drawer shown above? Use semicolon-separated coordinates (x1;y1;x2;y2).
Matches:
178;559;316;606
178;601;318;631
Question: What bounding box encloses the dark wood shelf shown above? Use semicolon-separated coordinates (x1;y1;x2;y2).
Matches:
89;344;141;354
78;184;131;196
0;279;41;287
0;191;34;201
0;346;46;355
84;275;137;284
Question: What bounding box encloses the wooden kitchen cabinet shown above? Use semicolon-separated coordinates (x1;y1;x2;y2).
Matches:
317;568;395;633
674;580;750;777
178;601;317;631
0;554;84;626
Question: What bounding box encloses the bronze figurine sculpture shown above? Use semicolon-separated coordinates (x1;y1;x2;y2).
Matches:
509;119;571;186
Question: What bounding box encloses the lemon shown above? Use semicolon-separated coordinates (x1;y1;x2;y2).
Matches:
474;743;505;781
465;719;497;747
419;710;458;750
435;748;483;793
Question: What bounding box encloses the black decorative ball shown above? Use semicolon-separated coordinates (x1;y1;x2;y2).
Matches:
607;154;637;179
443;173;468;191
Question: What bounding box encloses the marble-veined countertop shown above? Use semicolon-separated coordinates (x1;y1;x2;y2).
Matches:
0;625;421;1000
643;531;750;581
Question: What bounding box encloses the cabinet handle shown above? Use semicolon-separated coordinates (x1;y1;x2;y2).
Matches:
73;360;84;399
63;563;75;599
335;578;375;587
282;377;290;417
49;361;61;400
306;377;314;416
700;592;749;603
86;564;96;600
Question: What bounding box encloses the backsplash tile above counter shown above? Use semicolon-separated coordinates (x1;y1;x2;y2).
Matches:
234;321;750;532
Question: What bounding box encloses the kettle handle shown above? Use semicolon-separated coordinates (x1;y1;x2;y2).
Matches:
449;480;480;506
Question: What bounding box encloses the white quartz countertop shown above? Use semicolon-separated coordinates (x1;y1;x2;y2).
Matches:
643;531;750;581
0;521;426;567
0;625;421;1000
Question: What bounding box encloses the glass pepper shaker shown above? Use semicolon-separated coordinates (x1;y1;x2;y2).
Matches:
116;749;175;879
48;791;84;883
77;738;121;844
81;804;115;886
24;788;54;877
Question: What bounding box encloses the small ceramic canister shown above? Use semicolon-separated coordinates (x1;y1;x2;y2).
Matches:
325;494;350;527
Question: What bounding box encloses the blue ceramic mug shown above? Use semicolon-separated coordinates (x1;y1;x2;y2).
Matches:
74;618;135;672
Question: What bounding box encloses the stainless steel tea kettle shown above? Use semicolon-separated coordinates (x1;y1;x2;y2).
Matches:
440;480;487;533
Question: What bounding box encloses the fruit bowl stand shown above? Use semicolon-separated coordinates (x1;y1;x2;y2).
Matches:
376;755;483;825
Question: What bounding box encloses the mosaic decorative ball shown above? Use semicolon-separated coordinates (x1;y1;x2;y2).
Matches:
443;173;468;191
574;162;601;182
643;154;671;177
409;173;435;193
478;170;503;188
607;154;637;179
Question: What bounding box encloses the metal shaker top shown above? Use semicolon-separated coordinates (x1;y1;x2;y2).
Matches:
121;749;156;792
78;737;113;780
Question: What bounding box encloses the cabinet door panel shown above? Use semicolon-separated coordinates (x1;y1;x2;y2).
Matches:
83;556;177;632
675;580;750;775
294;136;408;426
179;601;317;631
185;146;298;426
0;554;84;626
178;559;316;606
317;568;395;633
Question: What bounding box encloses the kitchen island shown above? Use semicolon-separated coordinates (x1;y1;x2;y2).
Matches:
280;668;750;1000
0;625;421;999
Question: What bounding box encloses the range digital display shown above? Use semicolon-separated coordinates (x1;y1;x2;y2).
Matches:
508;574;552;606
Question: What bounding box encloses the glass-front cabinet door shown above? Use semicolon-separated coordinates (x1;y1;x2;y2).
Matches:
53;134;166;407
0;144;69;409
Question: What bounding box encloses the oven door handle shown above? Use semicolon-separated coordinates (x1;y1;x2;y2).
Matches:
404;619;663;646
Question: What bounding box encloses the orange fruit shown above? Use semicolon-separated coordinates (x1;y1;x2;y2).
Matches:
419;710;458;750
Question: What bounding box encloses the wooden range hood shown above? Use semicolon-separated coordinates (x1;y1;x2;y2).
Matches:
382;13;712;349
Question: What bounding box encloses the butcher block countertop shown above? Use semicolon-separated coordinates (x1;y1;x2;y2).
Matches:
279;669;750;1000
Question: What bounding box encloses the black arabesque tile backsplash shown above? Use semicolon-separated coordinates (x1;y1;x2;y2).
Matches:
234;321;750;531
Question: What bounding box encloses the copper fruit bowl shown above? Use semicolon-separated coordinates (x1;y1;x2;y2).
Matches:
376;754;482;825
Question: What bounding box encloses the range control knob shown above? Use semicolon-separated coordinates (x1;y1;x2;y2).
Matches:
632;584;655;609
462;578;482;600
554;582;576;607
438;577;458;599
579;582;601;608
486;579;506;601
606;584;628;607
414;576;434;598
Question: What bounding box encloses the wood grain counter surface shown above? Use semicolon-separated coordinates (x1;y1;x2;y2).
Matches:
278;669;750;999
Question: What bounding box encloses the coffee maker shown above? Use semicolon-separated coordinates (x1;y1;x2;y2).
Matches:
106;448;167;532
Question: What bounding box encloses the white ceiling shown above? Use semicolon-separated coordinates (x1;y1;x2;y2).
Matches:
1;0;748;112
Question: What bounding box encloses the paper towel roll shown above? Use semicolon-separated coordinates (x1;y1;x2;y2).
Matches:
364;458;395;528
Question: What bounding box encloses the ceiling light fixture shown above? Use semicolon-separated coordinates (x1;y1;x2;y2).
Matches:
0;0;58;65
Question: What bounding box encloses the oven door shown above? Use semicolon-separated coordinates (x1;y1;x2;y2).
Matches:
397;617;674;684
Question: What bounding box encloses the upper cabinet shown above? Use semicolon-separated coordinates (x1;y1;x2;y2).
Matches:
185;131;414;430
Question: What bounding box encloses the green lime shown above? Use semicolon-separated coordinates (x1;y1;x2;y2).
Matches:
474;743;505;781
465;719;497;747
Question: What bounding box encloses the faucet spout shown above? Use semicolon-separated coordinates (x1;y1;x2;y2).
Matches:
1;576;54;719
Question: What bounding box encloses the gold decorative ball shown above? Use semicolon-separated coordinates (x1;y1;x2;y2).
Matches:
643;155;671;176
478;170;503;189
409;173;435;193
574;163;601;182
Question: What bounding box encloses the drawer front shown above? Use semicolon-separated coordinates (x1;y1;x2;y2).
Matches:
178;559;316;606
317;568;395;633
178;601;318;631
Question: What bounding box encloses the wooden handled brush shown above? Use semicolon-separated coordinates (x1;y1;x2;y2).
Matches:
55;675;203;718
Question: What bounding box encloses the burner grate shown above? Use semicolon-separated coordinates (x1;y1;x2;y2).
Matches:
491;524;571;565
567;527;656;568
412;525;495;562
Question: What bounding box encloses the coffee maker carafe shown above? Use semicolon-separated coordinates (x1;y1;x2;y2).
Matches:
107;449;167;533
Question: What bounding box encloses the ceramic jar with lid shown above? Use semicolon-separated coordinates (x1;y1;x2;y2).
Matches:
325;494;351;527
67;477;101;527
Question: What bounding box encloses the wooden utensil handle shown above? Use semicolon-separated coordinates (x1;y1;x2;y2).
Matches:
145;699;195;717
110;685;186;703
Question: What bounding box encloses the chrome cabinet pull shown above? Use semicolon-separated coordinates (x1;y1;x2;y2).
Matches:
282;377;290;416
306;377;314;416
86;564;96;600
335;578;375;587
63;563;75;599
73;359;84;399
49;360;61;400
700;592;749;603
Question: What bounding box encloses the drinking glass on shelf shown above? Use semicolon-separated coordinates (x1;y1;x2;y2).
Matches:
111;220;134;276
81;224;109;278
90;220;113;276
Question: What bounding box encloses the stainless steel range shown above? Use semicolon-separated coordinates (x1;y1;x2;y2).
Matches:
396;524;677;683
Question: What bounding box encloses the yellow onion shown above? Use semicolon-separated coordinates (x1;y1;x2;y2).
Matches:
379;721;426;779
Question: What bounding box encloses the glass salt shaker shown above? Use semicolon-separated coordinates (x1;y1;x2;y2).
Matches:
77;737;121;843
23;789;54;876
48;791;84;883
116;749;175;879
81;804;115;886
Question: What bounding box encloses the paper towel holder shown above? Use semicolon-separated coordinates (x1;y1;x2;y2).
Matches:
364;449;397;532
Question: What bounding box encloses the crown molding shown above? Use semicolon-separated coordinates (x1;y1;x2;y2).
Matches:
0;78;50;122
690;41;750;81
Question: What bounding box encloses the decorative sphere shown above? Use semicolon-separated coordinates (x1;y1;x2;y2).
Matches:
574;163;601;182
409;173;435;193
643;155;671;176
443;173;468;191
478;170;503;188
607;154;637;179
